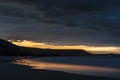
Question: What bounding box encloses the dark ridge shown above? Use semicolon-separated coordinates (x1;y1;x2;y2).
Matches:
0;39;91;56
0;39;20;55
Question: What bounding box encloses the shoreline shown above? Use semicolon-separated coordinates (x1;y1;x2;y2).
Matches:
0;62;119;80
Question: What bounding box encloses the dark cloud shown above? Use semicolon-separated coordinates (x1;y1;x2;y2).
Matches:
0;0;120;47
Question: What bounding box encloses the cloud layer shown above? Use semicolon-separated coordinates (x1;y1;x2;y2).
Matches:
0;0;120;46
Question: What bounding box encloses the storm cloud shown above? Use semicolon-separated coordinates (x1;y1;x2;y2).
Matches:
0;0;120;46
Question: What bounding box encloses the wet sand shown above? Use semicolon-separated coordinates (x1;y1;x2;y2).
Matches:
0;62;119;80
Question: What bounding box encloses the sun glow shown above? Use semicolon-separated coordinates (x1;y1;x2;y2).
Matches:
9;40;120;54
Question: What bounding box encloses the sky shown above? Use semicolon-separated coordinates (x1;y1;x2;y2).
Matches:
0;0;120;53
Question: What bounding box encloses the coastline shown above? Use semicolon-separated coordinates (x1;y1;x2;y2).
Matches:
0;62;119;80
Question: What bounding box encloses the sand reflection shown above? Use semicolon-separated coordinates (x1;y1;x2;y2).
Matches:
14;59;120;77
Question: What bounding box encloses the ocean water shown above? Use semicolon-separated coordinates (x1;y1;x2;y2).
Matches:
13;56;120;78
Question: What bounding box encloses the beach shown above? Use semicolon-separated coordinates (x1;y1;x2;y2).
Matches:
0;56;120;80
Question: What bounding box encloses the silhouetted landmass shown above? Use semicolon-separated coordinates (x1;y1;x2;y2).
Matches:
0;39;91;56
1;39;119;56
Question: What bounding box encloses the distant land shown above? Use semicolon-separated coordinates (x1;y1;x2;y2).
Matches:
0;39;119;56
0;39;91;56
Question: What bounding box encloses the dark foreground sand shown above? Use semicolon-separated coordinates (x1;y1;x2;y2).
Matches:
0;62;119;80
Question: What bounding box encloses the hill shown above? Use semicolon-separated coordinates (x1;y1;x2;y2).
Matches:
0;39;91;56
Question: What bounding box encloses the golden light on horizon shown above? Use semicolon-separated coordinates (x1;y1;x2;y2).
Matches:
9;40;120;54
